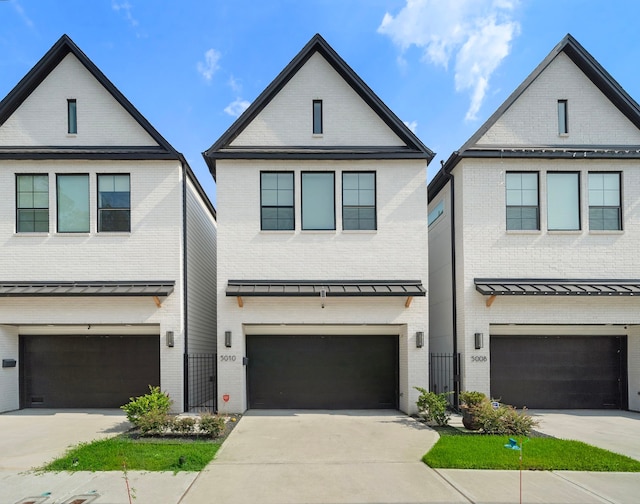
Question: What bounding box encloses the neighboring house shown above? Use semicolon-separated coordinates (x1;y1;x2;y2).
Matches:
204;34;433;414
0;35;217;413
428;34;640;412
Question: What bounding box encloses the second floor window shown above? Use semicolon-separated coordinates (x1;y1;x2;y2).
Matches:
302;172;335;230
589;172;621;230
506;172;539;230
261;172;294;230
16;174;49;233
98;174;131;232
342;172;376;230
547;172;580;231
57;174;89;233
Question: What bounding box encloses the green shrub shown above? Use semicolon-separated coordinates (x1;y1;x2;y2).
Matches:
415;387;452;426
121;385;173;425
172;416;196;434
137;409;171;435
459;391;488;408
474;402;538;436
199;413;226;438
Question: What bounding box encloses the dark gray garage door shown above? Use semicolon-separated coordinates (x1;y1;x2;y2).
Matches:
247;335;398;409
20;335;160;408
490;335;627;409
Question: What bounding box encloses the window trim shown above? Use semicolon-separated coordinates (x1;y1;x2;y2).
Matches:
547;171;581;231
588;171;622;231
342;171;376;231
56;173;90;233
97;173;131;233
16;173;50;233
260;171;295;231
505;171;540;231
558;99;568;135
301;171;335;231
312;99;323;135
67;99;77;134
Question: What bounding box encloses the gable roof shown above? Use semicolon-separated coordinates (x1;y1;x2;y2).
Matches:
0;34;178;160
429;33;640;201
203;33;434;180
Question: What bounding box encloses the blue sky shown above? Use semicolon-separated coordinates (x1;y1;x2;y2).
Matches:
2;1;640;206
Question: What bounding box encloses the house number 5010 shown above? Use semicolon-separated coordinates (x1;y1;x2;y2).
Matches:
471;356;487;362
220;355;236;362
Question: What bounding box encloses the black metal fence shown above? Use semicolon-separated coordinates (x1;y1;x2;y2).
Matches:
429;352;460;407
186;353;216;413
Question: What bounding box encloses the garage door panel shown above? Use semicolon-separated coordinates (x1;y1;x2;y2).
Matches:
21;335;160;408
247;335;398;409
490;335;625;409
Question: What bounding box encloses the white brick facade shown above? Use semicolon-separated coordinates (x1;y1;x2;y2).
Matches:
428;35;640;412
212;36;431;415
0;36;216;413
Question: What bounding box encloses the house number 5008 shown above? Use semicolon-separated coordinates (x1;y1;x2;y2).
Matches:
220;355;236;362
471;356;487;362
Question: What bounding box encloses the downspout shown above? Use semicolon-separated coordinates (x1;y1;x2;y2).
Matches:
181;162;189;412
448;171;460;408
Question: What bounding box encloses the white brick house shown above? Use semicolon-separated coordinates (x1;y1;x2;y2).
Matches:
0;35;217;413
204;34;433;414
428;34;640;412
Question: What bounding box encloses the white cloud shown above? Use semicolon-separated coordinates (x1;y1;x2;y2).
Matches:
112;1;139;28
224;98;250;118
378;0;520;121
13;1;35;29
197;48;221;82
404;120;418;133
228;75;242;93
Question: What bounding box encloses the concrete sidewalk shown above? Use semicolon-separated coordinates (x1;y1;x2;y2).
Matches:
2;409;640;503
180;410;640;504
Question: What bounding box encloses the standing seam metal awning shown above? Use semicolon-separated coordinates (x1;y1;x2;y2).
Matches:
226;280;426;297
475;278;640;297
0;281;175;301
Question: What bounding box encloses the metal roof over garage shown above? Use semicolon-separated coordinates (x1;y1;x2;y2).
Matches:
475;278;640;296
226;280;426;297
0;281;175;297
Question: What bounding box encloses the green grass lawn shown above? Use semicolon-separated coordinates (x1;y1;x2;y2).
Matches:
43;436;220;472
424;426;640;471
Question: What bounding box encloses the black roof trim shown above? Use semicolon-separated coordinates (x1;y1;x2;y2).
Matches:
226;279;426;297
0;146;180;161
0;281;175;297
203;33;434;179
0;34;177;155
475;278;640;297
209;146;429;161
429;34;640;201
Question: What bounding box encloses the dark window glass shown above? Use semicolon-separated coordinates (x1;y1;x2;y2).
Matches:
589;173;621;230
342;172;376;230
558;99;568;134
313;100;322;134
57;174;89;232
98;174;131;232
16;174;49;232
261;172;294;230
68;99;77;134
302;172;334;230
505;172;539;230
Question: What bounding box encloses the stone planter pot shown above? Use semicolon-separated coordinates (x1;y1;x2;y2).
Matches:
461;407;481;431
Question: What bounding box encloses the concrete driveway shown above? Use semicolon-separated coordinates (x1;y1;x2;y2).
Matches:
0;409;131;470
530;409;640;461
181;410;470;504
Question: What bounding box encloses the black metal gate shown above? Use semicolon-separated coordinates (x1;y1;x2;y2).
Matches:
186;353;216;413
429;352;460;407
